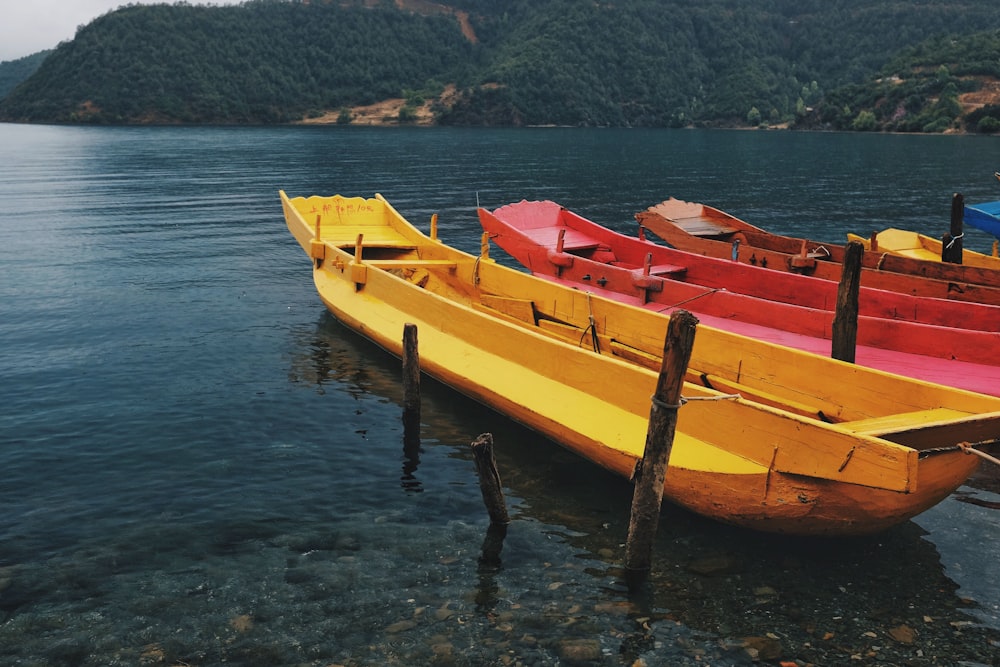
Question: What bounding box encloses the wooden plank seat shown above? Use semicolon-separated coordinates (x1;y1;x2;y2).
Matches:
325;226;417;249
672;217;737;237
646;263;688;277
521;226;600;251
839;408;969;436
366;259;458;269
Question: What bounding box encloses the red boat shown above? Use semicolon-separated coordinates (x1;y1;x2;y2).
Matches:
636;197;1000;304
478;199;1000;396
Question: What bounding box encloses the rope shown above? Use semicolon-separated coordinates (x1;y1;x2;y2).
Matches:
945;233;965;249
583;292;600;354
812;245;832;258
650;392;741;412
651;396;684;411
655;287;725;313
685;393;742;402
960;442;1000;467
919;437;1000;458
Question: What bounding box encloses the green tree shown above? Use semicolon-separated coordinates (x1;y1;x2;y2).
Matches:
852;109;878;131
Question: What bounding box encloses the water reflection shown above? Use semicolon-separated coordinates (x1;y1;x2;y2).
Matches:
287;310;1000;664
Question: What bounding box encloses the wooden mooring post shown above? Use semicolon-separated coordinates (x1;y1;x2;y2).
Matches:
471;433;511;526
942;193;965;264
624;310;699;589
402;323;420;435
831;241;863;364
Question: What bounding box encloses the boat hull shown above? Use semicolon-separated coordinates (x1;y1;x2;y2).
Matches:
965;200;1000;238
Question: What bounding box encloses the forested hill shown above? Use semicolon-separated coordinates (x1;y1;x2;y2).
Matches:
0;51;50;100
4;0;1000;130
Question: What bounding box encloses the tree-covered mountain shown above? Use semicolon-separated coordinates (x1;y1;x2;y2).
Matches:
0;51;51;100
3;0;1000;130
798;29;1000;133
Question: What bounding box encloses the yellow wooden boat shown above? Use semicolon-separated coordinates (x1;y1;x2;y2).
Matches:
847;228;1000;269
281;191;1000;536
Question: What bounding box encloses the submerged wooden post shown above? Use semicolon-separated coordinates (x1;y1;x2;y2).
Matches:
942;193;964;264
831;241;863;363
402;323;420;436
625;310;699;588
471;433;510;525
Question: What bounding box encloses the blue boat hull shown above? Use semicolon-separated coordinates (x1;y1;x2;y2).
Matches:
964;200;1000;238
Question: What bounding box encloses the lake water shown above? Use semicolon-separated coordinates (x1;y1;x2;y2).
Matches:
1;124;999;666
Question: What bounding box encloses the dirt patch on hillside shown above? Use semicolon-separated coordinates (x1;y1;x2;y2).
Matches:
395;0;477;42
296;84;458;126
960;77;1000;111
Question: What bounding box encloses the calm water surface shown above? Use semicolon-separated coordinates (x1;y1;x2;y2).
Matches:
1;124;999;666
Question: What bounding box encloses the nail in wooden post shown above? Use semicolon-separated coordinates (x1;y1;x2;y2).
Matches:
402;323;420;434
470;433;510;525
942;193;964;264
625;310;699;588
831;241;863;363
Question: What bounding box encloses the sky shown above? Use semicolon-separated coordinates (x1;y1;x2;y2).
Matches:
0;0;241;62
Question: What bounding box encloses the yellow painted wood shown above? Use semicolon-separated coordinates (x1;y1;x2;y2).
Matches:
849;228;1000;270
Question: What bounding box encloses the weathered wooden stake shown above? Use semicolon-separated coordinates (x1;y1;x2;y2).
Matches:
942;193;964;264
831;241;863;363
470;433;510;525
625;310;699;588
402;323;420;441
478;522;508;568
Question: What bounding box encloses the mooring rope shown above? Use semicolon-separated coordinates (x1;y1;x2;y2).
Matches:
812;245;832;258
945;233;965;249
577;292;601;354
655;287;725;313
650;393;741;412
960;442;1000;466
919;437;1000;459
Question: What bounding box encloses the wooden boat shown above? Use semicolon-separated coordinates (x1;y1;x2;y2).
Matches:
846;227;1000;269
478;200;1000;397
637;198;1000;303
964;199;1000;239
281;190;1000;536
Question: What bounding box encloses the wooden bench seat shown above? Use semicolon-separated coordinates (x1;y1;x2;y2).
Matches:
673;217;737;237
521;226;600;251
647;263;688;277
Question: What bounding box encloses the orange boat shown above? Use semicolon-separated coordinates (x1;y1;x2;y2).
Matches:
637;198;1000;305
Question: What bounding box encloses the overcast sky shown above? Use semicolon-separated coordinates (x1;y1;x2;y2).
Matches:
0;1;242;62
